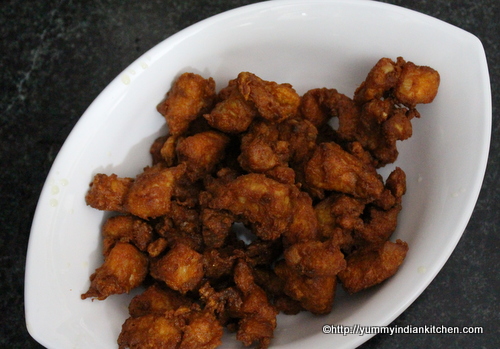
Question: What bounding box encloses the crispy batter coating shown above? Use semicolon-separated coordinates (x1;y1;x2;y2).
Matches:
155;202;203;252
338;239;409;294
85;173;133;212
338;57;440;167
150;243;204;294
82;242;148;300
305;142;384;199
201;208;235;249
118;314;182;349
102;215;153;256
206;173;297;241
124;164;186;219
157;72;216;136
284;240;346;278
176;130;230;181
234;260;278;349
204;79;257;134
395;61;440;107
129;283;192;318
274;260;336;315
237;72;300;123
179;309;224;349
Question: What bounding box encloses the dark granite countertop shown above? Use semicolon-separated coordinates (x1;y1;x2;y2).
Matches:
1;0;498;348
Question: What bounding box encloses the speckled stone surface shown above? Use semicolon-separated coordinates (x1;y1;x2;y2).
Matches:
1;0;498;348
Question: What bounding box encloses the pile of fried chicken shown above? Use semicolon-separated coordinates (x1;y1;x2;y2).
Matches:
82;57;439;349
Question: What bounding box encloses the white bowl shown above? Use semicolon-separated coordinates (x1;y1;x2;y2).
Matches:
25;0;491;348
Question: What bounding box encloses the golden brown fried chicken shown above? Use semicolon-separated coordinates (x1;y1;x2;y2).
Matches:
178;308;224;349
335;57;440;167
238;120;291;173
200;208;235;249
204;79;258;133
274;260;336;315
157;72;216;136
338;239;409;294
282;191;319;246
155;202;203;251
237;72;301;123
150;243;204;294
85;173;133;213
234;259;278;349
82;242;148;300
101;215;153;256
124;164;186;219
284;240;346;278
205;173;298;241
128;283;192;318
176;130;230;181
118;313;182;349
305;142;384;200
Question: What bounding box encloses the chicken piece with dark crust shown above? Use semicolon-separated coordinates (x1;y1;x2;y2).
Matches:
85;173;133;213
205;173;298;241
118;313;182;349
128;283;192;318
204;79;258;134
81;242;148;300
274;260;336;315
157;72;216;136
305;142;384;200
101;215;153;256
234;259;278;349
237;72;301;123
284;240;346;278
338;239;409;294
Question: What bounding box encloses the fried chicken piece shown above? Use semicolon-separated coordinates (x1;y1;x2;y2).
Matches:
337;57;440;167
179;308;224;349
123;164;186;219
355;204;402;244
85;173;133;212
274;260;336;315
101;215;153;256
314;194;364;250
147;237;169;258
204;79;258;133
81;242;148;300
155;202;203;252
128;283;192;318
150;134;178;167
305;142;384;199
150;243;204;294
206;173;297;241
299;88;337;128
237;72;300;123
157;72;216;136
118;314;182;349
238;120;291;173
234;259;278;349
395;61;440;107
338;239;409;294
176;130;230;181
202;247;240;280
283;191;320;246
284;240;346;278
201;208;235;249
